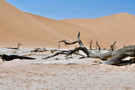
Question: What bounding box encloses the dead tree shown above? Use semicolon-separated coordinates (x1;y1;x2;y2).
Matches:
87;45;135;65
59;32;84;47
103;45;135;65
44;32;112;60
0;54;35;61
44;32;135;65
31;48;48;52
7;43;22;50
68;45;135;65
17;43;22;50
89;40;93;50
44;32;90;59
58;44;61;50
58;32;88;54
96;41;101;50
110;41;116;51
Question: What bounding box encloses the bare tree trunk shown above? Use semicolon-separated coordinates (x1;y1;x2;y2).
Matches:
89;51;113;60
103;52;126;65
104;45;135;65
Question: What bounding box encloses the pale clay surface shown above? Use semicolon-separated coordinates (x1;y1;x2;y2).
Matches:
0;48;135;90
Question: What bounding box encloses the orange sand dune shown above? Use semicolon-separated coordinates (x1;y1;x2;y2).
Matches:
0;0;67;48
1;0;135;49
26;13;105;49
62;13;135;49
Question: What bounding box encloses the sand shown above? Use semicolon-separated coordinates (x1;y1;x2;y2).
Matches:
1;61;135;90
0;48;135;90
0;0;135;89
0;0;135;49
62;13;135;49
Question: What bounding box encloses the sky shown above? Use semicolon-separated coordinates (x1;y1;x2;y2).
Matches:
6;0;135;20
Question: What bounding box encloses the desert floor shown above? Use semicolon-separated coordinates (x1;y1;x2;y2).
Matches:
0;48;135;90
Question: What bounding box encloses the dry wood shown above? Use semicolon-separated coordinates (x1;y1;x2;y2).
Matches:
43;32;135;65
89;40;93;50
110;41;116;51
0;54;35;61
59;32;84;47
96;41;101;50
103;45;135;65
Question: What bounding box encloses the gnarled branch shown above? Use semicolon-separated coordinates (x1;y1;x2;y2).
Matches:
58;32;84;47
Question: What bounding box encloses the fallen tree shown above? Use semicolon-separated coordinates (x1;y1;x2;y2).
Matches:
44;32;135;65
44;32;90;59
0;54;35;61
6;43;22;50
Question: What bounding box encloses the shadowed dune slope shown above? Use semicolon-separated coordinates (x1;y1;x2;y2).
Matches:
0;0;69;48
1;0;135;49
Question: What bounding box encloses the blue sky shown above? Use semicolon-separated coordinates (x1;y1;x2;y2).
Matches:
6;0;135;20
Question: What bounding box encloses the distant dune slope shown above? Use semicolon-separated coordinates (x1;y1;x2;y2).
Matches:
26;13;106;48
62;13;135;48
0;0;135;49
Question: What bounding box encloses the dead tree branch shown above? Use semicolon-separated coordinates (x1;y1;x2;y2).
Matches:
66;47;90;57
58;44;61;50
89;40;93;50
43;51;69;59
110;41;116;51
43;47;90;60
96;41;101;50
17;43;22;50
58;40;77;46
59;32;84;47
